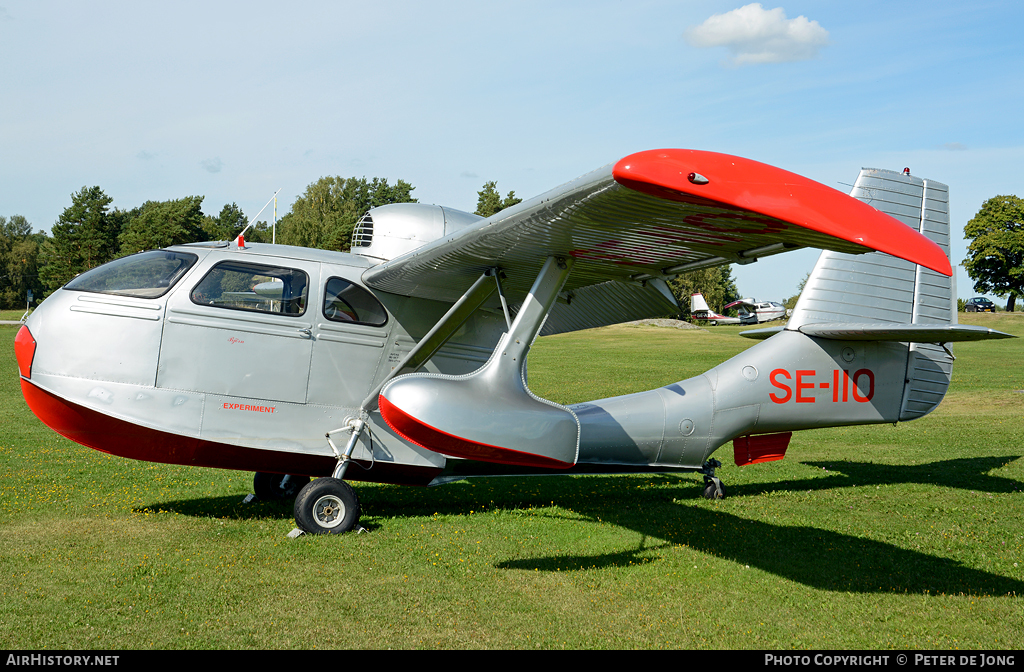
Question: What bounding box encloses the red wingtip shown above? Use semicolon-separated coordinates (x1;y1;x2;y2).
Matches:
613;149;952;277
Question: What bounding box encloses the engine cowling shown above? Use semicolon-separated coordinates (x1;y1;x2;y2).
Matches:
350;203;482;263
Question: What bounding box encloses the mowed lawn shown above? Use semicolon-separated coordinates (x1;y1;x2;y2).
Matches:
0;313;1022;649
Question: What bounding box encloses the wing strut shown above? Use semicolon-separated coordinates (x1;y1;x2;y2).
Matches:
493;268;513;330
329;269;502;481
359;270;499;412
379;256;581;469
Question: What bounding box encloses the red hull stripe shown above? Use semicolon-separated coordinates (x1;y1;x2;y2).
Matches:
379;394;574;470
613;150;952;277
19;379;441;485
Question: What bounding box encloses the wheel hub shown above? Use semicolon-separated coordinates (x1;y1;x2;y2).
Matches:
313;495;346;528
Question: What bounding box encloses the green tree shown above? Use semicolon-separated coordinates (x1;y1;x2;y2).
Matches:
667;265;740;318
277;177;417;251
118;196;206;256
200;203;274;244
201;202;248;241
0;215;46;309
39;186;120;293
475;181;522;217
963;195;1024;312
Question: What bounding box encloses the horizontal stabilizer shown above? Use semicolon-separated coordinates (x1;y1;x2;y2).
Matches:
738;326;784;340
796;323;1015;342
741;324;1015;342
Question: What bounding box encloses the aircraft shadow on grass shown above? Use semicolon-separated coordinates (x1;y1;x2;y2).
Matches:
138;458;1023;597
741;455;1024;498
500;504;1024;597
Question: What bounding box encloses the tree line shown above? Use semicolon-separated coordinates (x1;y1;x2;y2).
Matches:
53;173;1020;318
0;175;743;314
0;177;528;309
12;175;1016;315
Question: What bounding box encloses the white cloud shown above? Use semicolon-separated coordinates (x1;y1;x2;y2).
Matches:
685;3;829;66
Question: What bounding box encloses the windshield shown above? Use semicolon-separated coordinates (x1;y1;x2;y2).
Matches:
65;250;199;299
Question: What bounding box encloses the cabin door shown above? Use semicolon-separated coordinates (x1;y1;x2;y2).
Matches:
157;257;321;405
306;265;393;408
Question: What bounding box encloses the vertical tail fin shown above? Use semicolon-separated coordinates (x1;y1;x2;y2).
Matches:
788;168;954;420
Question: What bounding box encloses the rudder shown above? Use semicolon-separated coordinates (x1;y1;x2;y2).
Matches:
788;168;954;420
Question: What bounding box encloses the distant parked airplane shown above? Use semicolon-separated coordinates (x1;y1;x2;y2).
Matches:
691;294;785;326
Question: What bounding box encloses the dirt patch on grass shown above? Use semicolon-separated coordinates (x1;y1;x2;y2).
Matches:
622;319;708;332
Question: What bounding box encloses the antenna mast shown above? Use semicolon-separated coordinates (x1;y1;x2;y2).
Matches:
238;188;282;241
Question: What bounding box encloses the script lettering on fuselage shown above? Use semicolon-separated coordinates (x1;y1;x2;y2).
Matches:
768;368;874;404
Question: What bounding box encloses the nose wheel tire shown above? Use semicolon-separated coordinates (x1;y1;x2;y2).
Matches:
254;472;311;501
294;478;361;534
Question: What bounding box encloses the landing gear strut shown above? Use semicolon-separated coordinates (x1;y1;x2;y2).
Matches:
291;419;366;534
700;458;727;500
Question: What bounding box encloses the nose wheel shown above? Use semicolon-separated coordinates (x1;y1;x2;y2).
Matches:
293;478;361;534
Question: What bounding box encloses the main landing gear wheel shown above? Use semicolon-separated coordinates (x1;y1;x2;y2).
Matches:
700;458;726;500
254;472;310;501
294;478;361;534
702;478;727;500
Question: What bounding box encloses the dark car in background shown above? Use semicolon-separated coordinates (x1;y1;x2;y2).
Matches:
965;297;996;312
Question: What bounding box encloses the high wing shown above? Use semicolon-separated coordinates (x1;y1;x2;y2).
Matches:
723;298;758;311
362;149;953;333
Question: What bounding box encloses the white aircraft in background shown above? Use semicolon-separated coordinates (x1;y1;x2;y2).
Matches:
690;294;786;326
724;298;787;324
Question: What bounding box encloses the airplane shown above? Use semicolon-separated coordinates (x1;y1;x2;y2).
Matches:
690;294;786;326
725;298;787;324
689;292;743;325
15;148;1015;535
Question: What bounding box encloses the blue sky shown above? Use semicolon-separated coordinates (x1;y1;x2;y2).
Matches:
2;1;1022;301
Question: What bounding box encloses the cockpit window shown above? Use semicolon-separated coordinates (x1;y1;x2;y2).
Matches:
64;250;199;299
191;261;309;316
322;277;387;326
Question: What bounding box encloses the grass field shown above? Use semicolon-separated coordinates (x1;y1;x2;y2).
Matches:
0;309;29;322
1;314;1022;649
